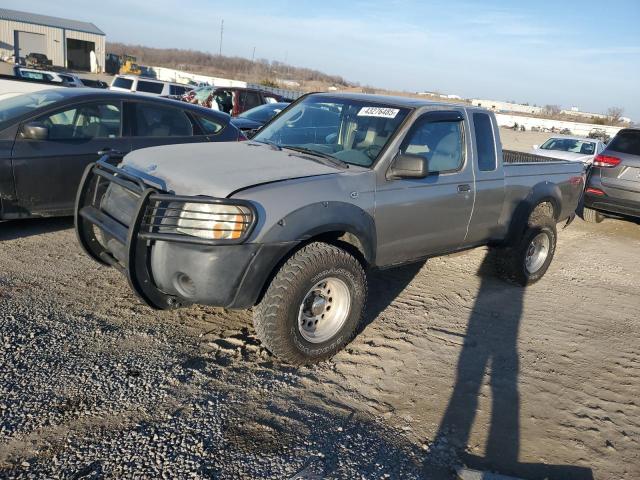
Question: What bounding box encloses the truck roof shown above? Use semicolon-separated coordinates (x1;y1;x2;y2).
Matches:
311;92;471;110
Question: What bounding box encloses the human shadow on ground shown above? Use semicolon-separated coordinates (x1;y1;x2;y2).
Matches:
422;248;593;480
358;260;426;334
0;217;73;241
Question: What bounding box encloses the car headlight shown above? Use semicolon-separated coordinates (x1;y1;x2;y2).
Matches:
175;202;253;240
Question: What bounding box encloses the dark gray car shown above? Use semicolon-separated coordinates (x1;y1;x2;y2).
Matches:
0;89;243;220
583;128;640;222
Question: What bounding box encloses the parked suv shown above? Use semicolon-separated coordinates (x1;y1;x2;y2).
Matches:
583;128;640;222
110;75;193;98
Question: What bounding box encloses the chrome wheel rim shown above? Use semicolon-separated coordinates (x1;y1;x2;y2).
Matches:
525;232;550;274
298;277;351;344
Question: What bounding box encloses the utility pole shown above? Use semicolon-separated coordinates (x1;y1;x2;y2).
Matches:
219;19;224;56
251;46;256;62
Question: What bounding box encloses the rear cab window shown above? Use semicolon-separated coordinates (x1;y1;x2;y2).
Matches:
473;112;497;171
608;130;640;156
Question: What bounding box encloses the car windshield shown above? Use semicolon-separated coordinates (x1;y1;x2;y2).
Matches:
239;103;287;123
540;138;595;155
0;90;66;130
253;96;411;167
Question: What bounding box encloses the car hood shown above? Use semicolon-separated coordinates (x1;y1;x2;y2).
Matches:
231;117;262;129
531;148;594;163
121;142;342;198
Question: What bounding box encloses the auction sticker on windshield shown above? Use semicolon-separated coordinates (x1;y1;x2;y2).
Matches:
357;107;400;118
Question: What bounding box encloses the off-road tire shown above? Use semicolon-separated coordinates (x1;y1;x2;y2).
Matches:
253;242;367;365
583;206;604;223
497;203;558;286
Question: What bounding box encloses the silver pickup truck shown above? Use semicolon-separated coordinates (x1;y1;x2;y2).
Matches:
75;93;585;364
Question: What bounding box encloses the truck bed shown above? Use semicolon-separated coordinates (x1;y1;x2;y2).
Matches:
503;149;574;164
500;149;585;231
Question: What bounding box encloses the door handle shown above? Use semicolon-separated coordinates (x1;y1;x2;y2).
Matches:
97;148;123;156
457;184;471;193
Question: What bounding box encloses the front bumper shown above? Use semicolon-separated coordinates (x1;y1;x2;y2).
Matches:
75;160;289;310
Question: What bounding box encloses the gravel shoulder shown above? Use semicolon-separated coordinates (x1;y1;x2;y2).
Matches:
1;215;638;479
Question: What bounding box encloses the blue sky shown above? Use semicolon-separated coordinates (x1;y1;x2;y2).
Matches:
7;0;640;119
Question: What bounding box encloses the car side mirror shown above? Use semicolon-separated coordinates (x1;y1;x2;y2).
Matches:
532;144;539;150
22;122;48;141
388;153;429;179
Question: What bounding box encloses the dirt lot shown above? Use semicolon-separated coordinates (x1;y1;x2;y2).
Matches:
0;212;638;479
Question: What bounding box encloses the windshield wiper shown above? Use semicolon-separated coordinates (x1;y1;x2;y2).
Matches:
282;146;349;169
256;139;282;150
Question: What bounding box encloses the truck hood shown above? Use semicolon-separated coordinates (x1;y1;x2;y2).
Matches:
531;148;594;164
121;142;342;198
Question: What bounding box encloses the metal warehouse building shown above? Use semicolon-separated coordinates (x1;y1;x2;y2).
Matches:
0;8;105;72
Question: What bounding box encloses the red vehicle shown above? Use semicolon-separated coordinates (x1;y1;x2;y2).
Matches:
181;86;281;116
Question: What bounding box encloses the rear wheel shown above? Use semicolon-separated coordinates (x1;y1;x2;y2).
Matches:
253;242;367;365
497;204;557;286
583;206;604;223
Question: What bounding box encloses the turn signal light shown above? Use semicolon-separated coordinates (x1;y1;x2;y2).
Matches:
593;154;621;168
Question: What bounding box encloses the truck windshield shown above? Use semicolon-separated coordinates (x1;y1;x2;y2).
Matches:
253;96;410;167
0;91;66;130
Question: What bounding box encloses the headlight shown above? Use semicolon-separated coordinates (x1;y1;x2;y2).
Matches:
175;202;253;240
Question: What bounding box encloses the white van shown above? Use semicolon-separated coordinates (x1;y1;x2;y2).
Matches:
109;75;193;97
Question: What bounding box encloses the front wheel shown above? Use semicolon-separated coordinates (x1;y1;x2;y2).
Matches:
497;220;557;286
253;242;367;365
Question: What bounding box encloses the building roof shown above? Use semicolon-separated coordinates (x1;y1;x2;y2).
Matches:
0;8;104;35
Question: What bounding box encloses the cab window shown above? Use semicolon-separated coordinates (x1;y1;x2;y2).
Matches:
402;120;464;173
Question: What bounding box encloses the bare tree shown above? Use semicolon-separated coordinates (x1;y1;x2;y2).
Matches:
543;104;561;116
106;42;350;87
607;107;624;124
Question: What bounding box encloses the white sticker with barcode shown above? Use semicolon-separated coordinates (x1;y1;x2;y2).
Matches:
357;107;400;118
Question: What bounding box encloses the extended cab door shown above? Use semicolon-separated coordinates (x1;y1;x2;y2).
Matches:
375;110;475;266
462;111;506;246
11;100;129;216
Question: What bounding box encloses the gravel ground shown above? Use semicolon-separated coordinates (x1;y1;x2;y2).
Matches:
0;215;639;479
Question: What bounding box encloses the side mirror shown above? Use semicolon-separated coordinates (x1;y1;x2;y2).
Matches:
532;144;539;150
22;122;48;141
388;153;429;179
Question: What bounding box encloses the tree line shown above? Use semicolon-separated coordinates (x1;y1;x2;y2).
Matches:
107;42;350;87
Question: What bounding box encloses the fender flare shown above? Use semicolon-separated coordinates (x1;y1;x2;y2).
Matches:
259;201;377;264
506;181;561;245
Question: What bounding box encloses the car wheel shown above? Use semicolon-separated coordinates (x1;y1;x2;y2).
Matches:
497;205;557;286
253;242;367;365
583;206;604;223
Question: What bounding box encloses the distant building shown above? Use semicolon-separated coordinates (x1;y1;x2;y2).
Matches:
472;99;543;115
0;8;105;72
561;107;631;124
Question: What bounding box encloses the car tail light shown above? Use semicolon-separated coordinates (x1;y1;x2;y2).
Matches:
585;187;605;196
593;154;621;167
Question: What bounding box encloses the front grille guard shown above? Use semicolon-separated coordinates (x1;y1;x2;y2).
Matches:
74;158;257;309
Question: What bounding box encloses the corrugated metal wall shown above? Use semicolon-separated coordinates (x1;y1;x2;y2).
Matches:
0;20;105;72
0;20;63;65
